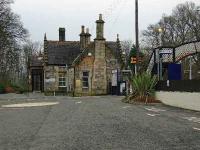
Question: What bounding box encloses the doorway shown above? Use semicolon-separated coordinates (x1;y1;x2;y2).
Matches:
32;69;43;92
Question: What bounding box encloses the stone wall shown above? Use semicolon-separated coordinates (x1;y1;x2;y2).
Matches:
66;68;74;93
92;40;107;95
44;66;57;92
44;66;68;93
74;56;94;96
106;47;120;86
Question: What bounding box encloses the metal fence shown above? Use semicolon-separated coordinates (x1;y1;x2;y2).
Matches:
156;80;200;92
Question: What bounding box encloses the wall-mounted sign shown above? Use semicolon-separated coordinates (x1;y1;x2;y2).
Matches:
168;63;182;80
76;80;81;88
45;78;55;83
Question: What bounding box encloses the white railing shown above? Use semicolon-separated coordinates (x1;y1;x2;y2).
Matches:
147;52;155;73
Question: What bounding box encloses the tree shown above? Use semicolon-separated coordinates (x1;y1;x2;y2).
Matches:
0;0;28;84
121;40;133;69
142;2;200;48
22;41;42;72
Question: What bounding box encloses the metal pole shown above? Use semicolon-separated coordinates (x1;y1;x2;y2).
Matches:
160;55;162;80
134;64;137;75
157;50;160;80
157;29;162;80
135;0;139;75
189;56;192;80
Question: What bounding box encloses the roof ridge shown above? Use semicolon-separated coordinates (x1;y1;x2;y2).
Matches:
47;40;80;42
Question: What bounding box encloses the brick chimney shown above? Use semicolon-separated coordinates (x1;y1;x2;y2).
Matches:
59;28;65;41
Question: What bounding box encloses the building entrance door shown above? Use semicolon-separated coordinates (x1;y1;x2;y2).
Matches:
32;69;43;92
33;75;41;91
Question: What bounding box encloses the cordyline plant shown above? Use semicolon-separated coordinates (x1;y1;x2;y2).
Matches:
130;72;157;103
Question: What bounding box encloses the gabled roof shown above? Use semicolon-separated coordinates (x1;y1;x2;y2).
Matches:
72;41;121;66
44;39;123;67
46;41;81;65
72;42;95;66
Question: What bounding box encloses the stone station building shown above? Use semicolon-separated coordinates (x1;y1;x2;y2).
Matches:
29;14;125;96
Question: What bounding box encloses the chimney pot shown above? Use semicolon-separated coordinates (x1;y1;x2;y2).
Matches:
81;25;85;33
86;28;89;34
59;27;65;41
44;33;47;41
99;14;102;20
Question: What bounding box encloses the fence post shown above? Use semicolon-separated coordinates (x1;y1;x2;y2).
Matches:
173;48;176;63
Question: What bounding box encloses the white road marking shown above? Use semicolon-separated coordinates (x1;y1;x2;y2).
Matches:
182;117;200;124
122;106;131;109
75;101;82;104
0;107;25;110
145;107;166;113
146;113;159;117
1;102;59;108
193;127;200;131
11;108;25;110
27;99;36;101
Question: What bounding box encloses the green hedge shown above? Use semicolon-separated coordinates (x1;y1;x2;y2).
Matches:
0;83;5;94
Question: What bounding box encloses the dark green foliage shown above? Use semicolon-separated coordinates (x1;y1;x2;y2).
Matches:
132;72;157;97
0;83;5;94
129;72;158;103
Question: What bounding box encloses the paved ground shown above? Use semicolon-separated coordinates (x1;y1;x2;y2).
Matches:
0;94;200;150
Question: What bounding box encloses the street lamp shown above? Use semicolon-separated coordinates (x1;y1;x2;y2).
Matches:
158;28;163;33
88;52;92;56
157;27;163;80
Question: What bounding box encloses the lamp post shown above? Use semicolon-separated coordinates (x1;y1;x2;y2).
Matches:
159;28;163;80
157;27;163;80
135;0;139;75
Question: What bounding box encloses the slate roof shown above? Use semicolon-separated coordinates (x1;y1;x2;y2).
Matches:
106;41;119;58
30;55;43;67
45;40;120;66
46;41;81;66
72;41;120;66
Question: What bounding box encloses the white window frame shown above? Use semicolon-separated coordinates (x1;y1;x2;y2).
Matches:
58;73;66;87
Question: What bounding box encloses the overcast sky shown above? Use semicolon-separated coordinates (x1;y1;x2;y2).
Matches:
12;0;200;42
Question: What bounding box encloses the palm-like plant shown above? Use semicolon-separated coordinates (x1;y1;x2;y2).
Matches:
131;72;157;103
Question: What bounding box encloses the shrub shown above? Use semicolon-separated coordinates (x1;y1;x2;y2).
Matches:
130;72;158;103
0;83;5;94
9;83;29;94
5;86;15;93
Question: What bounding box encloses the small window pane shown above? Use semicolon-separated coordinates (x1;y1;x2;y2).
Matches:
59;74;66;87
82;71;89;88
83;72;89;77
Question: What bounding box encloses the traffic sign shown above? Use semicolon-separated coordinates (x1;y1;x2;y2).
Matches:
131;57;137;64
